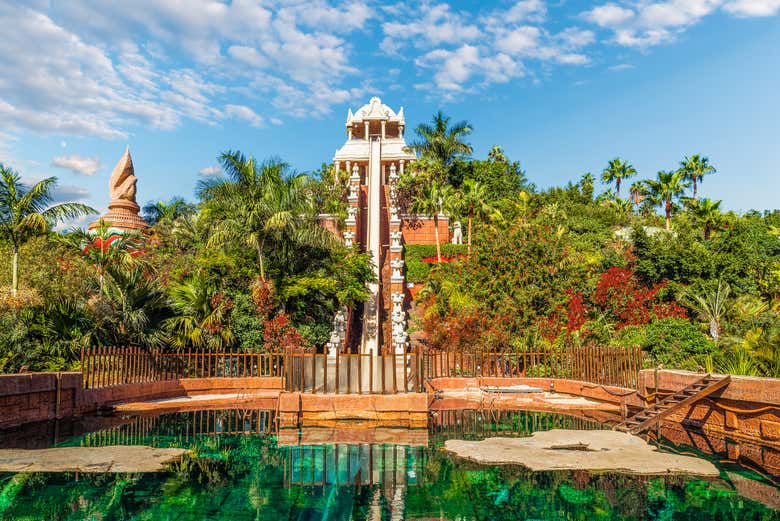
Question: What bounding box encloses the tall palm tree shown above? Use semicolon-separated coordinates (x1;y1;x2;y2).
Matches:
411;181;453;263
601;158;637;199
645;170;690;231
0;165;95;296
679;154;715;199
409;111;473;166
684;197;723;240
459;179;491;256
629;181;648;206
142;197;196;226
199;151;331;280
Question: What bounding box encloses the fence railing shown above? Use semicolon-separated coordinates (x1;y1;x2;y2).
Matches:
81;347;284;389
81;345;642;391
424;346;642;389
285;352;422;394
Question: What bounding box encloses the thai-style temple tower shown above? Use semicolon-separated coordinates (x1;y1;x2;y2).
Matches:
331;98;416;356
89;147;149;232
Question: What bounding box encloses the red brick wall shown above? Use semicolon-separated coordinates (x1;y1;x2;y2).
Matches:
638;369;780;447
0;373;284;429
401;216;450;245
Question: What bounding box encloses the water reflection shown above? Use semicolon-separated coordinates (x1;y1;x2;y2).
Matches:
1;409;779;519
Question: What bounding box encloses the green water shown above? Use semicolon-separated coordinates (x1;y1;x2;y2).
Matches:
0;410;778;520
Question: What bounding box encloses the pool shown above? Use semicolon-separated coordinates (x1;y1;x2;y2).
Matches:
1;409;778;520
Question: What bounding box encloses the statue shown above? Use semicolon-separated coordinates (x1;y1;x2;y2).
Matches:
90;147;149;231
343;230;355;247
452;221;463;245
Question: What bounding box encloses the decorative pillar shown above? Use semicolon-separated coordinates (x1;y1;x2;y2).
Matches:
364;121;369;140
381;120;386;140
399;159;404;176
347;126;352;139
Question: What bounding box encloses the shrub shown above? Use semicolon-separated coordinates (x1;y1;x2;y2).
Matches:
642;318;717;369
404;244;468;283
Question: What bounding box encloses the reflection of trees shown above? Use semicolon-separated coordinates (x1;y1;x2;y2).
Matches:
2;433;778;520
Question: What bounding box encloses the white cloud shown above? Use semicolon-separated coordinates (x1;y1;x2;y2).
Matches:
224;104;263;127
583;0;778;49
582;4;635;27
52;154;101;176
51;184;91;203
505;0;548;23
382;3;480;54
724;0;780;16
199;165;221;177
608;63;635;71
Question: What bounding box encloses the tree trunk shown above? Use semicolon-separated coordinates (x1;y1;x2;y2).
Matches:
467;210;473;257
665;200;672;231
693;176;698;199
257;239;265;280
616;178;621;198
704;225;711;240
11;245;18;297
710;318;720;341
434;215;441;263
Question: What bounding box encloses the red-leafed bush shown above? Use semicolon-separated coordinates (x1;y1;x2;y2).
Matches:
593;267;686;328
263;312;311;353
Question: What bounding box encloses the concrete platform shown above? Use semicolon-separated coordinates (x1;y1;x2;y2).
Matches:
114;391;280;413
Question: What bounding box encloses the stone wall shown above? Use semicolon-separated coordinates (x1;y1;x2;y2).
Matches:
638;369;780;447
278;392;428;428
0;373;283;430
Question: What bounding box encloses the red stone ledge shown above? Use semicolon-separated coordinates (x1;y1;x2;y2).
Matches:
428;377;642;407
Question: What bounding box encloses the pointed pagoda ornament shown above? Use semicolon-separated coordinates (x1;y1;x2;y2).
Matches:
89;147;149;232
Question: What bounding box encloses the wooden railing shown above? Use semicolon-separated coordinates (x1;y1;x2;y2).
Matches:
81;347;284;389
81;345;642;391
424;346;643;389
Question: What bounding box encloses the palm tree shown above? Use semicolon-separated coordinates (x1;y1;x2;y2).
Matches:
0;165;95;296
684;197;723;239
199;151;331;280
458;179;491;256
60;221;143;293
411;181;453;262
681;281;731;341
487;145;507;163
142;198;196;226
679;154;715;199
601;158;637;199
579;172;595;200
409;111;473;166
164;276;235;350
629;181;648;206
645;170;690;231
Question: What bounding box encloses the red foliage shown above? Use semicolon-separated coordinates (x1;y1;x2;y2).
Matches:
263;312;310;353
565;290;588;332
593;267;686;328
251;277;275;318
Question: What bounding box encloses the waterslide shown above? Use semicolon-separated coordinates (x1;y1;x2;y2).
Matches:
361;137;382;356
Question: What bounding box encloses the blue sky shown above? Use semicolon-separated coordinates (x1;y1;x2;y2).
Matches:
0;0;778;226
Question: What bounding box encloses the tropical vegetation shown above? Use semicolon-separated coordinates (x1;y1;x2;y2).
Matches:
0;111;778;378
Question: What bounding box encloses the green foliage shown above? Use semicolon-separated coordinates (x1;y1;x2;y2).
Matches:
642;318;717;369
405;244;468;283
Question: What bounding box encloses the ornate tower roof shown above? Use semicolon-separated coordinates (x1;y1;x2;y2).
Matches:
89;147;149;232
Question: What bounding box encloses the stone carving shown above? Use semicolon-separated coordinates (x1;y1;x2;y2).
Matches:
326;308;347;355
389;163;398;183
343;230;355;247
389;205;400;224
390;231;402;251
346;206;358;224
452;221;463;245
390;259;404;280
90;147;149;231
351;164;360;181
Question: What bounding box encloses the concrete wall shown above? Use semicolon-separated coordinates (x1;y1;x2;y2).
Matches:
638;369;780;447
0;373;283;430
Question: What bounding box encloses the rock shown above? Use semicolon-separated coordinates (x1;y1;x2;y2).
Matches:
444;429;719;476
0;445;189;473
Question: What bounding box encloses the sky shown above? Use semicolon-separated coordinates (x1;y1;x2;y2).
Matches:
0;0;778;228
